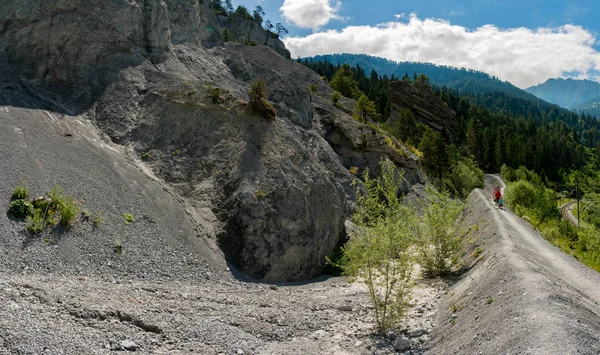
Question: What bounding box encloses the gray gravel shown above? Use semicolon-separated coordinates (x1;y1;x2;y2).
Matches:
426;176;600;354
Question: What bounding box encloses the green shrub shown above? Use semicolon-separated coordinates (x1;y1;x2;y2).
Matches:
8;199;34;218
248;80;277;120
331;91;342;107
344;158;414;334
11;185;29;201
58;195;80;228
416;187;464;277
123;213;135;224
205;85;225;104
221;29;236;42
307;83;319;93
504;180;537;210
93;211;104;227
444;158;484;197
26;212;46;234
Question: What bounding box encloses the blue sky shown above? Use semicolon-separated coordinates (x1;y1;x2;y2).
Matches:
232;0;600;87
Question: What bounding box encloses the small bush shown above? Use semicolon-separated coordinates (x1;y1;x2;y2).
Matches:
123;213;135;224
344;158;415;334
331;91;342;107
221;29;236;42
58;195;80;228
416;187;465;277
11;185;29;200
114;238;123;255
254;189;268;200
349;166;359;175
205;85;225;104
248;80;277;120
307;83;319;93
8;199;34;218
26;212;46;234
93;211;104;227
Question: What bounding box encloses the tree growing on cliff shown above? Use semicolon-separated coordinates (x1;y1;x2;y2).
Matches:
275;23;289;38
248;80;277;120
343;158;415;334
252;6;265;24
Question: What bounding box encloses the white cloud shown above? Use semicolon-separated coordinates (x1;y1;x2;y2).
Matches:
284;14;600;88
280;0;343;30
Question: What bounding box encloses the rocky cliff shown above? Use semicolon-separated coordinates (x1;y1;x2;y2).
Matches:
217;15;291;59
0;0;422;282
387;80;459;138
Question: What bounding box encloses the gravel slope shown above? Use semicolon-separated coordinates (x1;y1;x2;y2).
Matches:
427;175;600;354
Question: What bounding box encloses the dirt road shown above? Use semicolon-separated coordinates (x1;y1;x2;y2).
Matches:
427;175;600;354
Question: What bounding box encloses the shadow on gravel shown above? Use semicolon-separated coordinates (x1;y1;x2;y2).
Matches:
227;260;339;286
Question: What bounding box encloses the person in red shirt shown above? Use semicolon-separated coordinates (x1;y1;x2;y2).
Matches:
493;185;502;207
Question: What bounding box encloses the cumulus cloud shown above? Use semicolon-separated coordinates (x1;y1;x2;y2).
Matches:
284;14;600;88
280;0;343;30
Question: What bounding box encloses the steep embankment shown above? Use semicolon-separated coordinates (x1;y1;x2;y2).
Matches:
427;176;600;354
0;0;423;283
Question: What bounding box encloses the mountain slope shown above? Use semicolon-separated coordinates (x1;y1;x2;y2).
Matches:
526;78;600;116
0;0;422;282
304;53;539;101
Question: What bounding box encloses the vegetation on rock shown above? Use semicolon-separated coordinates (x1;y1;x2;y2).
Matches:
248;80;277;120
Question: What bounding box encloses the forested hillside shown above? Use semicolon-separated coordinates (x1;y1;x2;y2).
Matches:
300;58;600;184
303;54;538;100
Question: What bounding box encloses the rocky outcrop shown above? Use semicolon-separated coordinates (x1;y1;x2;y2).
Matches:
1;0;422;282
0;0;221;106
217;15;291;59
387;80;459;138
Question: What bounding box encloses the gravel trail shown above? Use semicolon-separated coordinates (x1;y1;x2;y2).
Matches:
427;175;600;354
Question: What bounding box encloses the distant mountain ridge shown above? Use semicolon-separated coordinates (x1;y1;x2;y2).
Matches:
304;53;540;101
525;78;600;117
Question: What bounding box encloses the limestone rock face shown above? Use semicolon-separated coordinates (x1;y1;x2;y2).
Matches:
217;15;291;59
0;1;423;282
0;0;221;103
387;80;459;138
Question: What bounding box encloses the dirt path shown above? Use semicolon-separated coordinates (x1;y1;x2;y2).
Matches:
427;176;600;354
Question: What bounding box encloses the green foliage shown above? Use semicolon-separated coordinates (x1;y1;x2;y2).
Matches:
323;247;348;275
344;158;415;334
8;199;34;218
242;37;257;46
11;185;29;200
205;84;226;104
58;194;80;228
504;171;557;224
8;185;82;233
416;187;465;277
233;5;253;20
92;211;104;227
388;108;418;145
123;213;135;224
307;83;319;94
443;158;484;197
329;64;361;99
355;94;378;122
252;5;264;24
248;80;277;120
418;127;448;181
254;189;268;199
330;90;342;106
221;29;236;42
26;212;46;234
114;238;123;255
